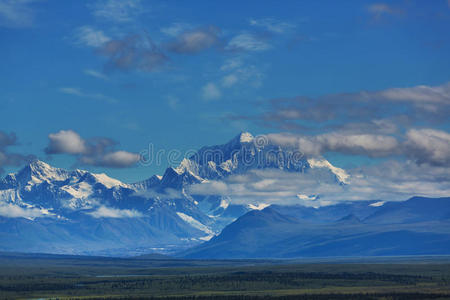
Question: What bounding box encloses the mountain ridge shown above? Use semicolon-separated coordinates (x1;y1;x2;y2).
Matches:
0;132;446;257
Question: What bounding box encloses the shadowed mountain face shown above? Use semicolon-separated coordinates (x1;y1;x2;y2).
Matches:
182;197;450;259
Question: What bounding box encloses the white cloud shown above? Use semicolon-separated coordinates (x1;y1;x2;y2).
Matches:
100;151;141;168
0;203;50;219
226;33;271;52
189;160;450;207
46;130;87;155
266;128;450;166
404;129;450;166
45;130;140;168
375;83;450;112
316;132;400;157
265;132;400;158
189;169;345;206
202;83;221;101
86;205;143;218
73;26;111;48
348;160;450;201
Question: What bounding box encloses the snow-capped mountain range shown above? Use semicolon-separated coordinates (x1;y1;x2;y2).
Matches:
0;132;350;255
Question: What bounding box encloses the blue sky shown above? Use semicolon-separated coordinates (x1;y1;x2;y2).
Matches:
0;0;449;184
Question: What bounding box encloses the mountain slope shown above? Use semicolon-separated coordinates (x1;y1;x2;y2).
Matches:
0;160;216;255
182;197;450;258
2;132;442;258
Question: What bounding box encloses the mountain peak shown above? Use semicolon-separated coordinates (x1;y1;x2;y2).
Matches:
28;159;52;170
24;160;70;182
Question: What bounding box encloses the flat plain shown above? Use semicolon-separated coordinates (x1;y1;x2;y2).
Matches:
0;253;450;299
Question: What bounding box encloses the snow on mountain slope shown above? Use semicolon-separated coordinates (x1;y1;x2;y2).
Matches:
176;212;214;238
0;132;355;255
0;159;219;255
129;132;353;234
307;158;349;184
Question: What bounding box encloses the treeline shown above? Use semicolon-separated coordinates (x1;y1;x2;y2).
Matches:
61;293;450;300
0;271;431;293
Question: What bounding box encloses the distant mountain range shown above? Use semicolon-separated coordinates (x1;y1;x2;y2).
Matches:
183;196;450;258
0;132;448;257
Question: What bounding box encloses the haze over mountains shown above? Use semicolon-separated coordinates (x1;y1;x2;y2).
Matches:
0;132;448;257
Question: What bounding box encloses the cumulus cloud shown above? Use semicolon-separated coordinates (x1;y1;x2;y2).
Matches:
88;0;146;23
375;83;450;111
188;160;450;207
226;33;271;52
82;151;141;168
189;169;331;205
166;26;221;54
348;160;450;201
316;133;400;157
98;34;168;72
0;0;37;28
265;128;450;167
45;130;87;155
265;132;400;158
73;26;111;48
202;83;221;101
86;205;143;218
0;130;34;173
404;129;450;166
45;130;140;168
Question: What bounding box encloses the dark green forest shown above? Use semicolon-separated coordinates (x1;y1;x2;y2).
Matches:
0;254;449;299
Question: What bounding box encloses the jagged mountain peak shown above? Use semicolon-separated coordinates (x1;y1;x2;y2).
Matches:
14;160;72;186
1;160;129;192
150;132;351;188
